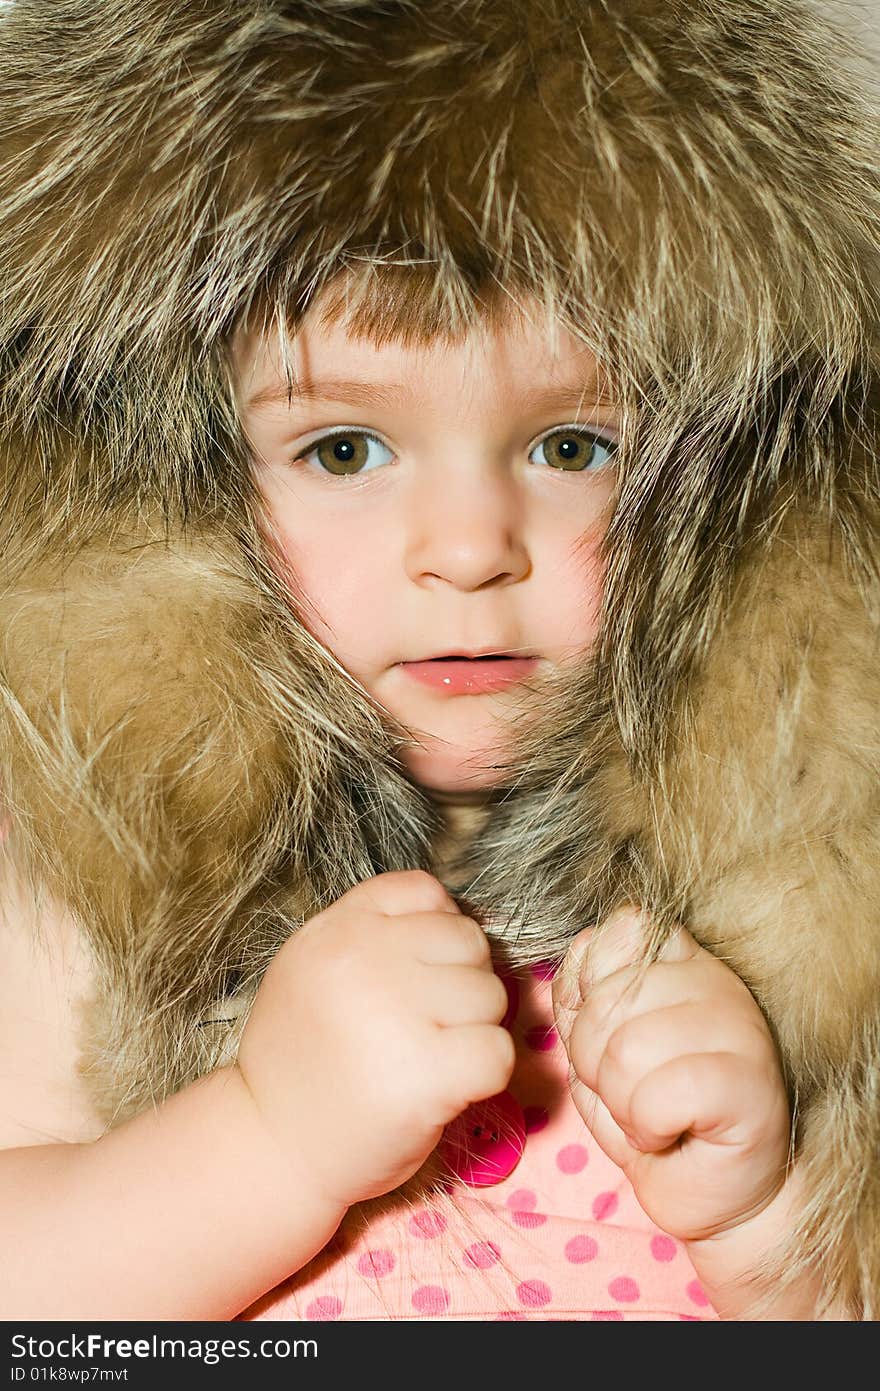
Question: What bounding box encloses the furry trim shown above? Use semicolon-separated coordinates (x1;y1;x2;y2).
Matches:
0;0;877;1314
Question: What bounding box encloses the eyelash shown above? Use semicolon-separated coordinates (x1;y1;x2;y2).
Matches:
293;429;393;477
292;424;618;477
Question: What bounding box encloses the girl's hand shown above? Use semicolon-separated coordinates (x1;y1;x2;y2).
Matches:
553;909;791;1243
236;870;514;1211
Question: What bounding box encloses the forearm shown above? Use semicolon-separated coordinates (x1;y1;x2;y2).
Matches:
684;1171;850;1321
1;1064;346;1320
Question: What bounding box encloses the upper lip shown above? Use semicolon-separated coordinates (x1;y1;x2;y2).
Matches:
405;647;532;661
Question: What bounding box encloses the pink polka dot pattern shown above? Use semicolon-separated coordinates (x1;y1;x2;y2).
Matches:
556;1143;588;1174
356;1248;394;1278
408;1209;447;1239
686;1279;711;1307
524;1024;558;1052
506;1188;537;1212
650;1235;677;1263
506;1187;548;1229
412;1285;450;1314
305;1295;342;1320
565;1235;598;1264
239;965;719;1324
608;1276;640;1303
592;1190;619;1221
463;1241;502;1270
513;1209;548;1229
517;1279;552;1308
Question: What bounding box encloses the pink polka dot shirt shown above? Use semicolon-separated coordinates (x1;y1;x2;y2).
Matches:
238;961;718;1322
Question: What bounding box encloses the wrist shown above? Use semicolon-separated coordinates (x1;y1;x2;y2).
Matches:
684;1169;846;1320
223;1063;349;1239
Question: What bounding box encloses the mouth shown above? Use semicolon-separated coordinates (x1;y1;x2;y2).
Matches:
399;651;540;696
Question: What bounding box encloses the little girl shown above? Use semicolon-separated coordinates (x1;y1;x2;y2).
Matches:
0;0;872;1321
0;282;833;1321
229;287;815;1321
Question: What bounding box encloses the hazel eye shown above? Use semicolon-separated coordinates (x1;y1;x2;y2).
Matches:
300;431;393;476
529;428;617;472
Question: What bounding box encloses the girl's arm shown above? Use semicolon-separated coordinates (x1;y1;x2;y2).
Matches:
0;847;343;1319
0;1065;346;1320
2;867;512;1319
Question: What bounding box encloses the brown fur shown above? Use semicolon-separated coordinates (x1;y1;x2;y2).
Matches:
466;501;880;1316
0;0;877;1315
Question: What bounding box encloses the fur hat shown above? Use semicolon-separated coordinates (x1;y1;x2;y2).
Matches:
0;0;877;1314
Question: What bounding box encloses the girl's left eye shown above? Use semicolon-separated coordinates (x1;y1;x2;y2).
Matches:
529;427;617;472
297;430;394;476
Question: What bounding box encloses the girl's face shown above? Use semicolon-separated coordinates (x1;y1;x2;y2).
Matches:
236;304;617;795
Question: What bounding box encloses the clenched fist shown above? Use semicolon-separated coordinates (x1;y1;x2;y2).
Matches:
553;908;791;1243
235;870;514;1210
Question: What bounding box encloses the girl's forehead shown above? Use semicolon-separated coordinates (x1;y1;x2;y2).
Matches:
235;305;609;407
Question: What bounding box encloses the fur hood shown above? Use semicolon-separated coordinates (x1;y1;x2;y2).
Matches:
0;0;877;1312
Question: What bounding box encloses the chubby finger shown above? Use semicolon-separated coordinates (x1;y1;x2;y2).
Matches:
586;913;703;991
567;1072;641;1170
356;869;461;917
433;1023;516;1114
420;963;510;1027
553;908;649;1044
619;1051;783;1154
554;911;708;1036
572;1000;776;1138
409;910;493;967
567;959;753;1089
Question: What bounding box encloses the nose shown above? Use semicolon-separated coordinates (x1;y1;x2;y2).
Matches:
404;454;530;591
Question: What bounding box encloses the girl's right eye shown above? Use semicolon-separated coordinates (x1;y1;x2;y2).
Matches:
296;430;394;477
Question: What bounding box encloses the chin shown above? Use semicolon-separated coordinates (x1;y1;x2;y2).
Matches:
400;738;508;797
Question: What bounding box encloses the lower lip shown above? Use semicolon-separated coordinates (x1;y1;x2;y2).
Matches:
400;658;540;695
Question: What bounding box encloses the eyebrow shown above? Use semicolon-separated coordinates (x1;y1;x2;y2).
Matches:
245;377;618;414
246;378;409;411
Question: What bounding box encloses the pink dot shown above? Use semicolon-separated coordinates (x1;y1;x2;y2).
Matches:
305;1295;342;1320
517;1280;552;1308
592;1310;623;1321
463;1241;502;1270
512;1209;548;1228
496;1312;527;1320
609;1276;640;1304
650;1234;677;1263
412;1284;450;1314
530;959;558;980
356;1248;395;1278
679;1313;703;1321
565;1235;598;1264
506;1187;547;1226
408;1209;447;1239
556;1144;589;1174
686;1279;711;1307
523;1105;549;1133
506;1188;537;1211
592;1190;619;1221
524;1024;558;1052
